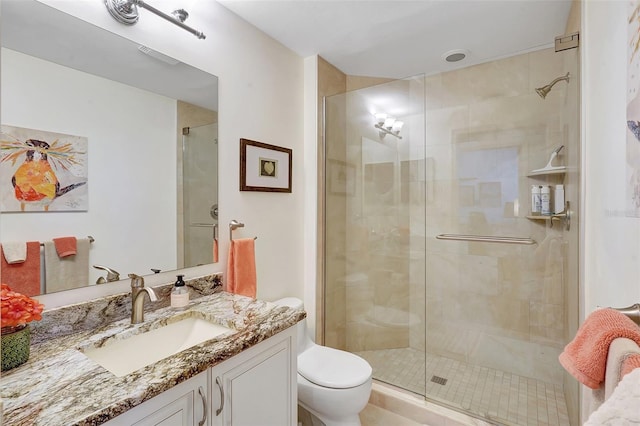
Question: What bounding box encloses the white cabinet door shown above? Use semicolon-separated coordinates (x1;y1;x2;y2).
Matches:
105;370;209;426
211;328;296;426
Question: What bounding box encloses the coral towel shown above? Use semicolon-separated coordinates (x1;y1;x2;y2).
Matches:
226;238;256;298
0;241;41;296
559;308;640;389
52;236;77;258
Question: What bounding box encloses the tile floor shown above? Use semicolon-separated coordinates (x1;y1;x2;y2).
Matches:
356;347;570;426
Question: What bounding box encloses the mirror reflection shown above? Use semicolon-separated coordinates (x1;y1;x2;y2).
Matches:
0;0;219;296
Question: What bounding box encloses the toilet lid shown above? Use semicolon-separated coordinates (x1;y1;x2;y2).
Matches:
298;345;372;389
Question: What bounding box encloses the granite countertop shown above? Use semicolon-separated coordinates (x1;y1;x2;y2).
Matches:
0;290;305;425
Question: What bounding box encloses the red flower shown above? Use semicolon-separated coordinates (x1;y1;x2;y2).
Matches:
1;283;44;328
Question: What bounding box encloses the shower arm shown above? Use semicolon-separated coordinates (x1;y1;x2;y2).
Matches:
546;72;570;88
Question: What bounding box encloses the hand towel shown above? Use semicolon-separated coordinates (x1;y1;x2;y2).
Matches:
585;368;640;425
1;242;27;264
621;353;640;378
43;238;90;293
52;236;77;258
225;238;256;298
559;308;640;389
213;239;219;263
0;242;41;296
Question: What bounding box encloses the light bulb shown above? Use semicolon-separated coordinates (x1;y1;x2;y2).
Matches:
383;117;396;129
392;121;404;132
374;113;387;125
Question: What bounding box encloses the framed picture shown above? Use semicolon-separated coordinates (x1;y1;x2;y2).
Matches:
328;159;356;196
240;138;292;192
627;1;640;217
0;125;88;212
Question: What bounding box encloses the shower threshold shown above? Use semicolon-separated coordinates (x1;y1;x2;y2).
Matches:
357;347;570;426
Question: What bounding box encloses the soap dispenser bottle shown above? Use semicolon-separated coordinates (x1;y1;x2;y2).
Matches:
171;275;189;309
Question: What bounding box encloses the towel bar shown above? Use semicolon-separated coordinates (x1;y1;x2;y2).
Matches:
436;234;536;245
39;235;94;246
610;303;640;326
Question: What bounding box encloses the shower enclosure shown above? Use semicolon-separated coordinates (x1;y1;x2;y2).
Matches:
182;122;218;268
324;47;579;425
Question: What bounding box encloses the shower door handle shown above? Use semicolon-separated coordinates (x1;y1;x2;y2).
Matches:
436;234;536;245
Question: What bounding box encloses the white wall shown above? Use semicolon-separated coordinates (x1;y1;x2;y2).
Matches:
583;0;640;315
29;0;305;307
583;0;640;420
1;48;177;287
303;55;319;337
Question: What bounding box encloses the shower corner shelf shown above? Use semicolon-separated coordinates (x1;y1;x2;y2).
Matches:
527;167;566;177
526;201;571;230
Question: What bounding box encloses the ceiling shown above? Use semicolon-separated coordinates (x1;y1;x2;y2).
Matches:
218;0;574;79
2;0;218;111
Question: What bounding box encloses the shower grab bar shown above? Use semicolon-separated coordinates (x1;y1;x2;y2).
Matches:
436;234;536;245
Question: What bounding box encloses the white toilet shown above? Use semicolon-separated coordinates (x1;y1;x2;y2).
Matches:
273;297;372;426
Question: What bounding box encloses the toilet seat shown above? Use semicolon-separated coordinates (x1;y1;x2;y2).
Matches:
298;345;372;389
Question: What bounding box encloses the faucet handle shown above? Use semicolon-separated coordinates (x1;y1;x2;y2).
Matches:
128;273;145;288
93;265;120;282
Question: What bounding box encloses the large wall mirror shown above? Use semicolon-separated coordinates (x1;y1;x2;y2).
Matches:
0;0;219;296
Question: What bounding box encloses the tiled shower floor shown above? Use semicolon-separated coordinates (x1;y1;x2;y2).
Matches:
356;347;570;426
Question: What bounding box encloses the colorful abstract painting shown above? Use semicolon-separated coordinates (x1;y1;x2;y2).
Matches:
628;1;640;217
0;125;88;212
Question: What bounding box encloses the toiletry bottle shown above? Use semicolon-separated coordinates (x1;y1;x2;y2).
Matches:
531;185;541;215
540;185;551;215
554;184;565;214
171;274;189;309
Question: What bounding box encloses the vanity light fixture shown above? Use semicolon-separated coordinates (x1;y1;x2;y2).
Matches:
105;0;206;40
374;113;403;139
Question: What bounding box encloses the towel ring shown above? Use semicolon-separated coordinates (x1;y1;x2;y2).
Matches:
229;220;258;241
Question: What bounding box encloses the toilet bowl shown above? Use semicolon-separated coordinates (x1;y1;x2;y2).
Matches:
273;297;372;426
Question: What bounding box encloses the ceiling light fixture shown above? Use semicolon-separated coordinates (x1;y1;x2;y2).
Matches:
105;0;206;39
374;113;403;139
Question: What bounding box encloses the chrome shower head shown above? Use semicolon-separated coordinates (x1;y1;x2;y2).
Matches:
535;72;570;99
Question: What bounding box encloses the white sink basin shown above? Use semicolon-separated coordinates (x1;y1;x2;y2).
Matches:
81;317;234;377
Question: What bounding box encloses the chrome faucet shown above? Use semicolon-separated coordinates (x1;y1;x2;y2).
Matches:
129;273;158;324
94;265;120;284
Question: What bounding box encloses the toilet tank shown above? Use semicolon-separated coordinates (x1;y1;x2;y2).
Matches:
272;297;304;310
272;297;312;353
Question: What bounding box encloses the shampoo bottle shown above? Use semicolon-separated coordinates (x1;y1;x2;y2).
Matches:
540;185;551;215
171;274;189;309
554;184;565;214
530;185;541;215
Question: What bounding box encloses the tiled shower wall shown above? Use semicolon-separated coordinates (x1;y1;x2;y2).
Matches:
420;46;577;386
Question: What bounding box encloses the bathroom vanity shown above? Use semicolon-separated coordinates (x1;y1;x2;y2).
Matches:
0;286;304;426
107;331;293;426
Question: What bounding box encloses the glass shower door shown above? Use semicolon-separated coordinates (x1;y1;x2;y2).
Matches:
324;75;427;396
182;123;218;267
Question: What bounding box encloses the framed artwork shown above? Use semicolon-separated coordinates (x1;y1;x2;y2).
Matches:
0;125;88;212
240;138;292;193
328;159;356;196
628;1;640;217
